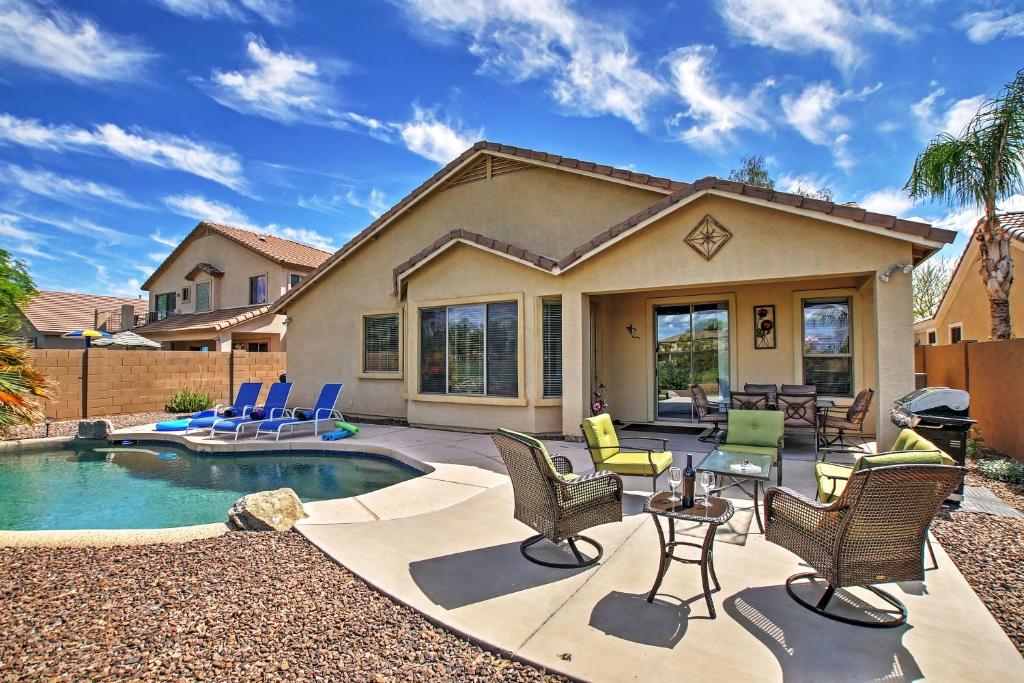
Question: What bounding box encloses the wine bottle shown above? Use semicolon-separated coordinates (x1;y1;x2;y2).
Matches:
682;453;696;507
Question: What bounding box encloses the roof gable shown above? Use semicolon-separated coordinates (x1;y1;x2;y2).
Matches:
141;221;331;290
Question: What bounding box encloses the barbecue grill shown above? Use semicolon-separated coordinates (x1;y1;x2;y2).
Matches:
891;387;975;506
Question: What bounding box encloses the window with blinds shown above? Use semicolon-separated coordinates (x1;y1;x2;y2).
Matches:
195;281;212;312
363;314;400;373
419;301;518;397
542;300;562;398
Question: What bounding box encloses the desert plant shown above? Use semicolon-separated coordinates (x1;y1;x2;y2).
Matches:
905;67;1024;340
166;388;213;413
978;457;1024;485
0;333;52;435
967;427;986;459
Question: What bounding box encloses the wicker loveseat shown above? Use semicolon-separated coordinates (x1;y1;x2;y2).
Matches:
491;429;623;568
765;462;965;627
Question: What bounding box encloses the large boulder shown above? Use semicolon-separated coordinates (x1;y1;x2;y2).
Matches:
77;419;113;440
228;488;308;531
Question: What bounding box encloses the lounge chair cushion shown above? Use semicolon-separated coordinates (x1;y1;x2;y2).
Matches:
815;448;955;503
155;418;191;432
581;414;619;462
600;450;673;476
725;410;784;448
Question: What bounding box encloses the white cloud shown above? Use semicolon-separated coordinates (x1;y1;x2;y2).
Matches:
398;0;664;128
780;81;880;169
930;194;1024;235
299;187;390;218
162;193;337;250
0;213;55;261
398;106;480;164
0;0;153;82
859;188;915;216
203;37;343;125
957;10;1024;43
1;163;144;208
150;229;182;248
0;113;246;191
148;251;170;263
911;88;986;140
663;45;768;148
778;172;833;198
154;0;291;24
716;0;911;73
3;207;134;244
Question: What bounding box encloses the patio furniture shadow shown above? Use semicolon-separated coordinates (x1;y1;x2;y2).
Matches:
409;541;590;609
724;585;923;683
588;591;691;648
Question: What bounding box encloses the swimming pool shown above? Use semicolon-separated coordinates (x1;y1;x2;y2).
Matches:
0;441;421;530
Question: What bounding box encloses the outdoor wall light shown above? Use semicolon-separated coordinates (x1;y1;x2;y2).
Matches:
878;263;914;283
625;324;640;339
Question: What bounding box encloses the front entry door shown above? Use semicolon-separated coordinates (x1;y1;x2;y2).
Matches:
655;302;730;421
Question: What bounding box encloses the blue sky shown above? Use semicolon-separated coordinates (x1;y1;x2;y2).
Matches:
1;0;1022;298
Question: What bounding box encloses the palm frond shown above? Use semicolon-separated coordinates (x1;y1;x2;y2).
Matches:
903;134;983;208
0;333;53;433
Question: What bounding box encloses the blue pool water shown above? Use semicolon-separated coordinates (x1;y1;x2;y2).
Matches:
0;441;420;530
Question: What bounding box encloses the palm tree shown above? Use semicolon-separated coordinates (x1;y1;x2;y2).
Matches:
0;333;52;435
905;68;1024;340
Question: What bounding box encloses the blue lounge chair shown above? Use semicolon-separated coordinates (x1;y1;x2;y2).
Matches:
210;382;293;441
178;382;263;434
254;383;345;441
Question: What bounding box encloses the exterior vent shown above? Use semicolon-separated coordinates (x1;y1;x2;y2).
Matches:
441;155;536;191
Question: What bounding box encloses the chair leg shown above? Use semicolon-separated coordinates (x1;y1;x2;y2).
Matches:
925;533;939;571
784;572;908;628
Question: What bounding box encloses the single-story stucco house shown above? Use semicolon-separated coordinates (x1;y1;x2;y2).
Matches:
274;142;956;445
914;212;1024;346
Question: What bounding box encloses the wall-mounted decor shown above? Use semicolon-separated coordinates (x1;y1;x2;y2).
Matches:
684;215;733;261
754;305;776;349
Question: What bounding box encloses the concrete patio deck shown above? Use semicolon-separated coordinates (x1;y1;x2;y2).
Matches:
112;422;1024;682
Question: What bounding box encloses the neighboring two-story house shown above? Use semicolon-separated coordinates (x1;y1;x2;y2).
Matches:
135;221;331;351
914;212;1024;346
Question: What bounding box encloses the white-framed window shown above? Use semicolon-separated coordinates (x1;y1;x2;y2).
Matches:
249;274;267;305
927;329;937;345
419;301;519;397
950;324;963;344
542;299;562;398
289;273;303;288
181;286;190;303
801;297;853;396
195;281;212;312
154;292;176;320
363;313;400;373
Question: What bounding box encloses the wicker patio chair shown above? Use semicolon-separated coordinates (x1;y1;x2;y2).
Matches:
491;429;624;568
819;388;874;450
730;391;770;410
743;383;779;407
692;384;727;442
778;393;818;456
765;463;965;627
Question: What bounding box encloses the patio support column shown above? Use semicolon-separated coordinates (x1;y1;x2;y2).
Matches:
561;291;589;439
874;273;915;448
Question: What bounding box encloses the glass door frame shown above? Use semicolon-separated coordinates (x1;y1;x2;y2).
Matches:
646;293;737;423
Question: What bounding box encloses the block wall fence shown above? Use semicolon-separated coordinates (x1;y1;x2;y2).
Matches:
915;338;1024;462
29;349;287;420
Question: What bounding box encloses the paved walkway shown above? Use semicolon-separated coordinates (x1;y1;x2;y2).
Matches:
115;422;1024;682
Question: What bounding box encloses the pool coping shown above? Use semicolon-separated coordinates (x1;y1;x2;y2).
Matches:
0;423;509;547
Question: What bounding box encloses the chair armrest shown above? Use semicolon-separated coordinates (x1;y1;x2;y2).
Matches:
619;436;670;451
268;407;289;419
764;486;836;526
559;470;624;502
551;455;574;476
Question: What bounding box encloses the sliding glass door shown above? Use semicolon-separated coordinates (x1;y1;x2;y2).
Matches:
655;302;730;421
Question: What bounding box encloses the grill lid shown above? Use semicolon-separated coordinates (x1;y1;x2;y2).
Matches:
894;387;969;414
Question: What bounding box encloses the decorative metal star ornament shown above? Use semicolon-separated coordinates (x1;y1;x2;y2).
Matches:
684;215;733;260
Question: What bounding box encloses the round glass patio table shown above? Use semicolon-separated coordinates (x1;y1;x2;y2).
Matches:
643;492;734;619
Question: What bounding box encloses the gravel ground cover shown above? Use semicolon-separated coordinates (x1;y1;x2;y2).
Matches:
0;532;563;682
932;459;1024;655
2;412;184;441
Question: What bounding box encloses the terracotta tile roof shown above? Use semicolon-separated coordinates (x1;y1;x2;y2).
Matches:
133;305;271;334
141;221;331;290
273;141;957;312
392;229;557;293
1001;212;1024;242
18;290;147;334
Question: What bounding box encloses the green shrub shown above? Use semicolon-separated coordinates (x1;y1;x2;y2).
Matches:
978;458;1024;485
967;427;986;459
166;388;213;413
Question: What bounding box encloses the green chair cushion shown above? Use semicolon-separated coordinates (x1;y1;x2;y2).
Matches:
581;414;620;462
601;450;673;476
815;462;855;503
719;444;779;460
724;410;784;448
815;446;956;503
497;428;568;481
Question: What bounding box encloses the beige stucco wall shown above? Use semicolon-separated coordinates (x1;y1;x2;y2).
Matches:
145;232;307;315
914;240;1024;345
285;165;921;446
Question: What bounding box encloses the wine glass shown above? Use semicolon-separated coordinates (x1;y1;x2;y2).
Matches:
699;471;716;517
667;466;683;503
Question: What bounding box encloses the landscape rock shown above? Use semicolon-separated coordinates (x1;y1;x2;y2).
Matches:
227;488;307;531
76;419;113;440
